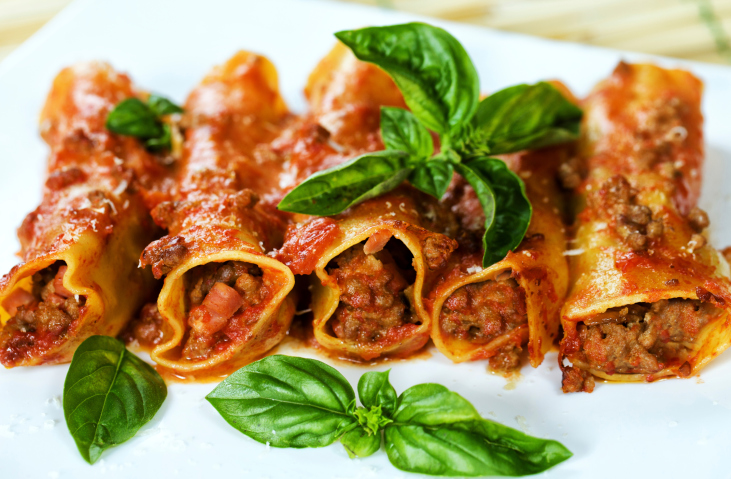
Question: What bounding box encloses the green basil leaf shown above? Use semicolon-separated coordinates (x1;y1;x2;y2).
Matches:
386;383;571;476
408;160;454;198
458;418;572;475
454;159;531;267
380;107;434;159
385;421;571;477
336;23;480;135
472;82;582;155
63;336;167;465
391;383;481;426
145;123;172;151
452;161;496;259
277;150;412;215
341;427;381;458
105;98;164;139
358;370;398;418
206;355;357;448
148;94;184;116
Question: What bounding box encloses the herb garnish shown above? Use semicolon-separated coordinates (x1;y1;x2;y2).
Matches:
63;336;167;464
278;23;582;268
206;355;572;476
105;94;183;151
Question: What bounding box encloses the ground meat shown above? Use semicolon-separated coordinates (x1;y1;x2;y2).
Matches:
687;234;707;253
328;244;415;344
422;235;455;271
440;273;527;345
562;365;595;393
646;220;664;238
599;175;663;251
575;299;720;375
687;207;710;232
123;303;165;347
186;261;262;307
625;232;648;251
0;262;86;357
620;204;652;225
141;235;189;279
45;166;86;190
488;344;523;372
182;261;264;360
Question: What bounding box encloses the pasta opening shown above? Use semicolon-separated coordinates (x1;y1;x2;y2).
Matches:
440;270;528;370
325;237;418;344
572;299;724;376
0;261;87;364
181;260;270;361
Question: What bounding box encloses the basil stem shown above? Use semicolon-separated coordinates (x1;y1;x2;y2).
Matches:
277;150;412;215
207;356;572;476
63;336;167;464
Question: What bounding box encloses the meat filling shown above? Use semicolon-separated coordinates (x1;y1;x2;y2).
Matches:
328;241;417;344
440;272;528;370
122;303;165;348
600;175;664;251
182;261;265;360
574;298;721;375
0;262;86;360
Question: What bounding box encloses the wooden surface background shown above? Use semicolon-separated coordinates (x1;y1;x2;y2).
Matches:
1;0;730;64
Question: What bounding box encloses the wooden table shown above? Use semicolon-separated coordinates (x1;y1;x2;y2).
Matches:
1;0;730;64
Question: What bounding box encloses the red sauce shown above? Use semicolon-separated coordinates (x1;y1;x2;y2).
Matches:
276;218;340;275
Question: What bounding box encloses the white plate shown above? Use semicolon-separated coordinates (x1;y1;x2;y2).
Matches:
1;1;730;478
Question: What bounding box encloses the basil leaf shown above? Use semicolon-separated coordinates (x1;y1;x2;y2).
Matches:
457;419;572;475
341;427;381;458
144;123;172;151
206;355;357;448
408;160;454;198
105;98;164;139
472;82;582;155
380;107;434;159
391;383;481;425
336;23;479;135
357;370;397;418
63;336;167;464
454;159;531;267
277;150;412;215
386;384;571;476
148;94;184;116
385;421;571;477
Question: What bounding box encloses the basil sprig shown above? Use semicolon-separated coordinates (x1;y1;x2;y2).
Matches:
207;355;571;476
277;22;582;268
63;336;167;464
106;94;183;151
